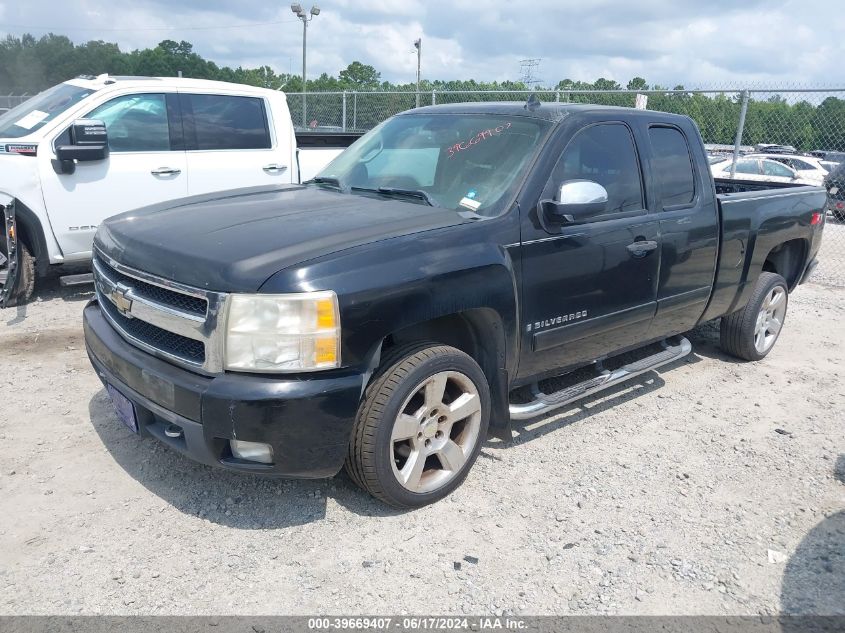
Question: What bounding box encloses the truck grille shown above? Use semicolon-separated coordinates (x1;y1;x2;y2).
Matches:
101;261;208;317
93;250;228;374
99;295;206;363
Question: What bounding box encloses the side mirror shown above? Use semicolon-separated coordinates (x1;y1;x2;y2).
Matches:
53;119;109;175
540;180;608;224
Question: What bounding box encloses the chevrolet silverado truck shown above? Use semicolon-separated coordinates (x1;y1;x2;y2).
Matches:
0;74;357;306
82;102;827;508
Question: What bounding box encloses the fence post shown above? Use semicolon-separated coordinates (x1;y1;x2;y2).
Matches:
730;90;750;179
342;91;347;132
432;90;436;106
353;92;357;131
555;91;560;102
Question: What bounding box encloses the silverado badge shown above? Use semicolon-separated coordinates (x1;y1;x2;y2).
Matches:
527;310;588;332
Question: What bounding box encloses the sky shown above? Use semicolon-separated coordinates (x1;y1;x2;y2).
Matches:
0;0;843;88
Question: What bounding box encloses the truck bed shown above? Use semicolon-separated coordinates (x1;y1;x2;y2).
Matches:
295;131;363;183
700;179;828;322
713;177;815;195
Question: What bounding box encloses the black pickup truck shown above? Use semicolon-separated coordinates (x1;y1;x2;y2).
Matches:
83;102;827;508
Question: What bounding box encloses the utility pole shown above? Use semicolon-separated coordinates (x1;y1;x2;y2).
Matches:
291;4;320;128
414;38;421;108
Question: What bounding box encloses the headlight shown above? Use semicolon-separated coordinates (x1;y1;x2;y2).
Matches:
224;291;340;372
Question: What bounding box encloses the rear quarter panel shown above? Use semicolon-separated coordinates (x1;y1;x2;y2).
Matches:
700;185;827;321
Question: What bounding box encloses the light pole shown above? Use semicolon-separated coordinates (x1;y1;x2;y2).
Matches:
290;4;320;128
413;38;421;108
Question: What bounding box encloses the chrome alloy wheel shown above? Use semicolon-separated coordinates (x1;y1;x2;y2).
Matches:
754;286;787;354
389;371;482;493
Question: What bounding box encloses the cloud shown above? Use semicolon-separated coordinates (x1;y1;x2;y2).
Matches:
0;0;842;87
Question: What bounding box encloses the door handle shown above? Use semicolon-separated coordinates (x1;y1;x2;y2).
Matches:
151;167;181;176
626;240;658;257
262;163;288;173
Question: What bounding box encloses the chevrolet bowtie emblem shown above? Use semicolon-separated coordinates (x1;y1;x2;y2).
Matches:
108;283;133;316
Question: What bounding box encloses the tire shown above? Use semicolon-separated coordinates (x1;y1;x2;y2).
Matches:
0;239;35;307
720;272;788;361
346;343;491;509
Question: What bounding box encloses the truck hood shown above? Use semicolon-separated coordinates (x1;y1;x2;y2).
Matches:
95;185;470;292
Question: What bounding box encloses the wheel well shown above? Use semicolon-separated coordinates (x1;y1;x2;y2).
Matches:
763;239;806;290
380;310;511;436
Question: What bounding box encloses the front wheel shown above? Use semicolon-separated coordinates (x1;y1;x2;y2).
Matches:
720;272;789;361
346;343;490;509
0;239;36;307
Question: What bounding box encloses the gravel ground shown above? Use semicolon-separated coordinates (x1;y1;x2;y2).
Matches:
814;216;845;287
1;251;843;616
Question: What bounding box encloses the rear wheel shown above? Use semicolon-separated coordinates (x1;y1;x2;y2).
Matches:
346;343;490;509
720;272;788;361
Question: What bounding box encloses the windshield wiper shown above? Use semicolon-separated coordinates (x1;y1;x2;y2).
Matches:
377;187;438;207
304;176;346;191
350;186;438;207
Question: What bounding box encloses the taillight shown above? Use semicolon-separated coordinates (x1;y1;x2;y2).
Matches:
810;211;823;225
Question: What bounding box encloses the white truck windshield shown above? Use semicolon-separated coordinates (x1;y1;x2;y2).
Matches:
0;83;96;139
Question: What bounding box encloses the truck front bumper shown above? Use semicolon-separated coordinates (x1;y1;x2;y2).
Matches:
83;301;364;478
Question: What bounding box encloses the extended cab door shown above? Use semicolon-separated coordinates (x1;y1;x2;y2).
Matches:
40;92;187;258
517;120;660;380
642;123;719;338
179;92;292;196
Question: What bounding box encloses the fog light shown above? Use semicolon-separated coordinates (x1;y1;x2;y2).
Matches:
230;440;274;464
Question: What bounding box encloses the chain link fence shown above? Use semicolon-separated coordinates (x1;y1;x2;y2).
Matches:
290;87;845;286
0;93;30;113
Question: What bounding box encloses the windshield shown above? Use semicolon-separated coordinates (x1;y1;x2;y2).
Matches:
0;83;96;139
315;113;553;216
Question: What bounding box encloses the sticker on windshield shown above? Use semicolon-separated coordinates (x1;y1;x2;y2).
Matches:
460;196;481;211
14;110;49;130
447;122;512;159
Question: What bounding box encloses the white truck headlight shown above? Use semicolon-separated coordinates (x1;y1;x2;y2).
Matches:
224;291;340;372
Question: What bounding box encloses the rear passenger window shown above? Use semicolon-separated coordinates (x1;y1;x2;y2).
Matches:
552;123;644;216
735;159;760;175
649;126;695;208
183;94;271;150
763;160;794;178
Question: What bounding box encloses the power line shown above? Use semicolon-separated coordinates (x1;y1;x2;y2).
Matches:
0;19;301;33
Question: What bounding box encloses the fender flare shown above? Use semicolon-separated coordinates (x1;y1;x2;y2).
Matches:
9;198;50;277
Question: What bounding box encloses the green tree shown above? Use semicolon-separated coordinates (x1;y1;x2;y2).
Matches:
338;61;381;89
626;77;648;91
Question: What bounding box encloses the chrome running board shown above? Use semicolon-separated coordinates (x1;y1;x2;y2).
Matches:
509;336;692;420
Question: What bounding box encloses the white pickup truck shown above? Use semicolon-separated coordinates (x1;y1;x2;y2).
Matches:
0;74;357;305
